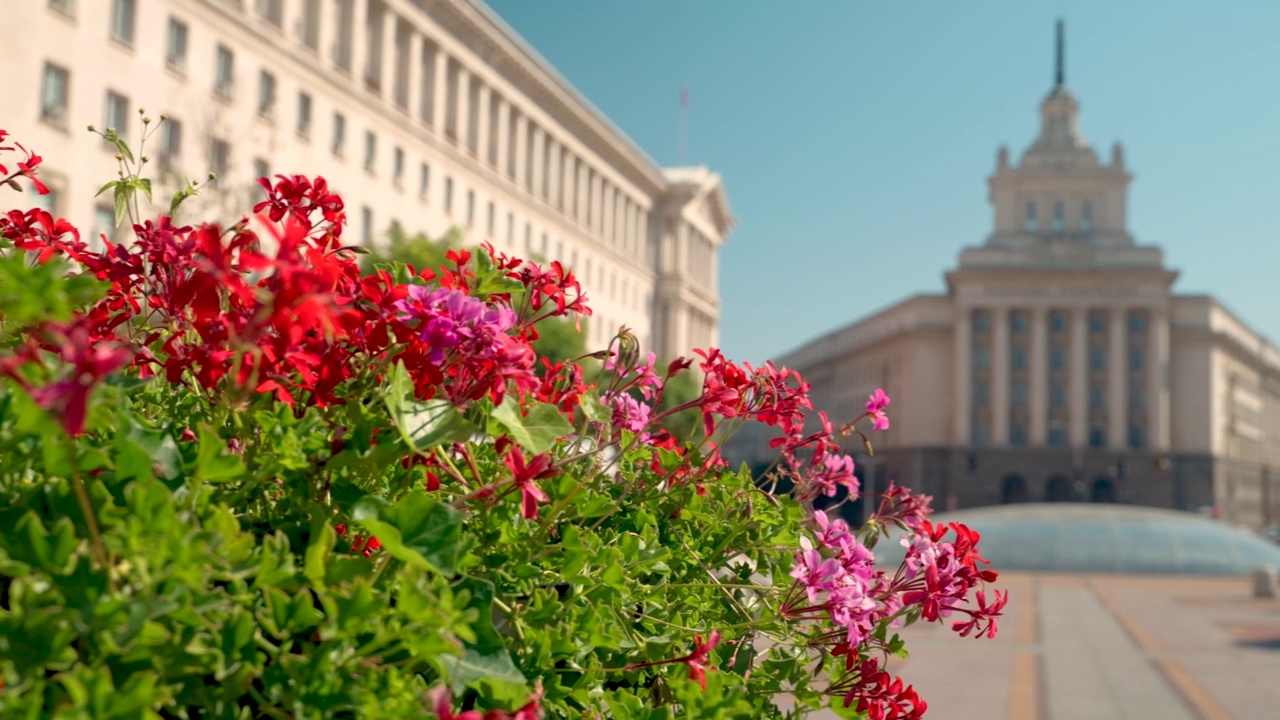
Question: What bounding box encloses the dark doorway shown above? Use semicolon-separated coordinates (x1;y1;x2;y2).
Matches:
1045;475;1072;502
1001;474;1029;504
1091;478;1117;503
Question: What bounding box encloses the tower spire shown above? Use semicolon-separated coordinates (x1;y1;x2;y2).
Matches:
1055;19;1065;88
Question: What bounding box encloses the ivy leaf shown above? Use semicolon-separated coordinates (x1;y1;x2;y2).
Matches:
440;647;527;695
382;362;475;451
305;513;337;586
352;493;465;576
491;396;572;455
195;426;246;482
579;391;612;424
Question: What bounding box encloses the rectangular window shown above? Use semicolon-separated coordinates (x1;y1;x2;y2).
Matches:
258;70;276;117
1050;347;1066;370
209;138;230;182
364;131;376;172
393;147;404;185
1024;201;1037;232
1052;201;1065;231
166;17;189;71
973;346;990;370
93;204;116;247
1128;425;1145;449
524;223;532;253
361;206;373;245
466;189;475;225
1129;347;1145;371
331;112;345;155
444;177;454;213
506;212;514;245
1089;426;1106;448
253;158;270;199
256;0;283;26
1049;311;1067;333
158;117;182;168
486;202;495;235
1011;347;1027;370
297;92;312;137
110;0;136;44
40;62;70;126
971;422;989;447
1010;310;1028;333
104;90;129;136
972;310;991;332
1081;200;1094;231
1048;424;1068;447
1009;423;1028;447
1090;348;1106;370
215;45;235;98
1050;383;1066;408
973;381;989;407
419;163;430;200
1089;311;1106;333
1128;311;1146;333
1011;383;1027;407
1129;386;1145;409
301;0;321;49
1089;383;1105;409
49;0;76;16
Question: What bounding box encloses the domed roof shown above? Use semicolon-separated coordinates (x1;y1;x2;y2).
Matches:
876;504;1280;575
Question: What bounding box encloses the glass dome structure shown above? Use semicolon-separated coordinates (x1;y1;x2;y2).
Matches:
875;503;1280;575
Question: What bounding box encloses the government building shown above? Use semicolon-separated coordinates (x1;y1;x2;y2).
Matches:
737;25;1280;530
5;0;732;358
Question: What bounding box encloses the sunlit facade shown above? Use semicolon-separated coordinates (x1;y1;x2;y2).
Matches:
734;26;1280;529
4;0;733;357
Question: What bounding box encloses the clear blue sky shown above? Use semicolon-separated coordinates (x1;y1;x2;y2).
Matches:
487;0;1280;364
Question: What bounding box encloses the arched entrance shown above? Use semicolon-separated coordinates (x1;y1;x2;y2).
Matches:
1091;478;1117;503
1045;475;1072;502
1001;474;1029;504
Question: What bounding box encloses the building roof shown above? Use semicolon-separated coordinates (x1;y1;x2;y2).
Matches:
877;504;1280;575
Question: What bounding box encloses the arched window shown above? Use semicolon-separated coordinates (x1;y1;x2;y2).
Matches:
1091;478;1117;503
1045;475;1072;502
1001;475;1029;504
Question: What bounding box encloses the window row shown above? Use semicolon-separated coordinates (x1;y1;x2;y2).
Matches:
971;308;1151;334
969;420;1147;449
1024;199;1093;232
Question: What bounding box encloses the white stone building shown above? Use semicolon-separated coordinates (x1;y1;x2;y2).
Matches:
737;24;1280;529
3;0;732;358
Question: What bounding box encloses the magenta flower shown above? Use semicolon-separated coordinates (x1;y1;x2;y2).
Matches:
394;285;517;364
865;388;890;431
503;446;557;520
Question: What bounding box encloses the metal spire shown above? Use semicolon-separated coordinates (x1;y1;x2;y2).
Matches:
1055;19;1065;88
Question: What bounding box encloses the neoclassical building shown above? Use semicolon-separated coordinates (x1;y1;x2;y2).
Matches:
738;25;1280;529
4;0;731;358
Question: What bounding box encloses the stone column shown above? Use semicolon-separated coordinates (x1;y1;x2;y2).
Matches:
545;136;560;206
1029;306;1048;445
430;45;447;131
513;112;528;190
953;306;972;445
1069;306;1088;446
1109;307;1128;449
405;29;423;119
380;7;397;99
455;65;471;152
1150;305;1170;449
531;126;546;199
475;83;491;166
495;98;510;177
318;0;338;66
351;0;369;81
992;307;1010;447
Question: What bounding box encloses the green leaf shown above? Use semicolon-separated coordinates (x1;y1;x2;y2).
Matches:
491;396;573;455
113;183;129;226
382;362;475;451
195;426;246;482
95;180;118;197
136;177;153;201
352;493;465;576
579;392;612;424
305;514;337;586
440;647;527;695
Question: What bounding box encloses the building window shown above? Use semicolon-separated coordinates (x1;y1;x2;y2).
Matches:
393;147;405;186
973;380;989;407
1010;423;1028;446
208;138;230;182
1129;347;1144;371
1011;383;1027;407
158;117;182;168
1024;201;1037;232
1081;200;1094;231
297;92;312;138
104;90;129;136
93;204;116;246
257;70;276;117
444;177;453;213
1048;424;1068;447
363;131;376;172
40;63;70;127
1089;311;1106;333
1090;348;1106;370
110;0;136;44
972;310;990;332
329;113;346;156
971;422;990;447
419;163;430;200
253;158;270;199
524;223;532;253
359;206;373;245
215;45;235;98
1089;383;1105;409
49;0;76;16
1089;426;1106;448
1050;347;1066;370
486;202;495;235
1052;201;1065;231
1010;310;1028;333
166;17;189;71
301;0;321;49
1129;386;1145;409
256;0;283;26
1050;383;1066;408
466;190;475;226
1128;424;1145;449
506;212;514;245
1011;347;1027;370
1049;311;1067;333
1128;311;1146;333
973;346;990;370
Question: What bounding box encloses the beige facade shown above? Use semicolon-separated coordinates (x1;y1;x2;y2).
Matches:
734;26;1280;528
3;0;732;357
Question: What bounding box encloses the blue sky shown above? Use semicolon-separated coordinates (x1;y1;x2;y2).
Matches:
487;0;1280;364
